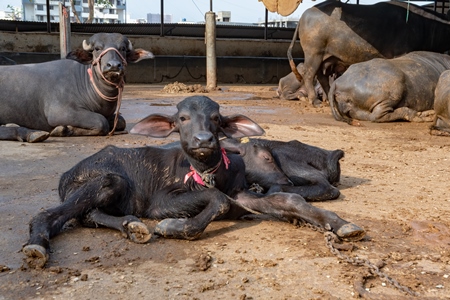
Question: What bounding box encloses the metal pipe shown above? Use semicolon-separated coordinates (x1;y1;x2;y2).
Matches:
264;8;268;40
160;0;164;37
205;11;217;90
46;0;51;33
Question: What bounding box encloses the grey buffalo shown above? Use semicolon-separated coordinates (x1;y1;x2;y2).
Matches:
431;70;450;135
289;0;450;107
23;96;365;268
277;62;346;101
0;33;153;143
329;51;450;123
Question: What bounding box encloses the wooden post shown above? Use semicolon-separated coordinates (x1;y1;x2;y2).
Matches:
59;3;71;59
205;11;217;90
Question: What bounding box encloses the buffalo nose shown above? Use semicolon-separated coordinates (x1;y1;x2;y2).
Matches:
105;59;123;71
194;132;214;145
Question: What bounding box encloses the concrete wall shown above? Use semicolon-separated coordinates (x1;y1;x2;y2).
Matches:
0;31;304;57
0;31;304;84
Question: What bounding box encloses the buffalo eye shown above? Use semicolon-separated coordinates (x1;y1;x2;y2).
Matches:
211;114;220;123
94;46;102;51
179;115;189;122
263;154;272;162
121;46;126;52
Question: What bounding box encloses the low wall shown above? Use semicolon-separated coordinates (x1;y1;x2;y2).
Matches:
0;52;303;84
0;32;304;83
0;31;303;57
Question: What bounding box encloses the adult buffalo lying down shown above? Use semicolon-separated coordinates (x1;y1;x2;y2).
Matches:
0;33;153;143
431;70;450;135
290;0;450;106
23;96;365;268
329;51;450;123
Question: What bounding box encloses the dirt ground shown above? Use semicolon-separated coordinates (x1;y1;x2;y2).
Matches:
1;84;449;300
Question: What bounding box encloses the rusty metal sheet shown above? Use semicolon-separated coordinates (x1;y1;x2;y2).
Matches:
259;0;303;16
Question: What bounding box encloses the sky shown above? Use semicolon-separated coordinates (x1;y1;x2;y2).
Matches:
0;0;435;23
0;0;362;23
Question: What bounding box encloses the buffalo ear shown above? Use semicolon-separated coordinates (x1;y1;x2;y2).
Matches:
66;49;93;64
221;115;265;138
220;138;246;156
130;114;177;137
127;49;154;63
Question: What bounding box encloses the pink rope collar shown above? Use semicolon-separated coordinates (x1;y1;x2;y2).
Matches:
184;148;230;187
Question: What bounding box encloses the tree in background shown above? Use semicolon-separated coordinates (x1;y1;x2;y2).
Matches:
69;0;112;23
6;4;22;20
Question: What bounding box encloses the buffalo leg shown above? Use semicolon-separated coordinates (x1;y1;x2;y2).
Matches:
107;114;127;132
0;126;49;142
82;209;151;243
316;71;330;102
302;54;324;107
24;174;132;268
233;191;365;241
50;113;126;137
49;110;110;137
269;182;340;201
148;189;231;240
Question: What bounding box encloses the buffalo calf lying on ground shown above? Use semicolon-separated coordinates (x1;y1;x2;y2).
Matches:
329;51;450;124
0;32;153;143
431;70;450;136
221;138;344;201
23;96;365;268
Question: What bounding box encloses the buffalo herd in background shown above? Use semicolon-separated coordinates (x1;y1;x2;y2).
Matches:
280;0;450;135
1;0;450;268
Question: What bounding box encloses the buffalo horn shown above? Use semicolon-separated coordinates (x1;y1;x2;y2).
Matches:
83;40;93;51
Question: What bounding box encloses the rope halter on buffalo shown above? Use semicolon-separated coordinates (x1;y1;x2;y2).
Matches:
87;47;127;136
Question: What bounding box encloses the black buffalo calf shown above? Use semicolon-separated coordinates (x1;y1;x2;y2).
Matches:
24;96;365;268
221;138;344;201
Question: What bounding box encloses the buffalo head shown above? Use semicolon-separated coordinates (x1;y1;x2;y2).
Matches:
67;33;154;83
130;96;265;168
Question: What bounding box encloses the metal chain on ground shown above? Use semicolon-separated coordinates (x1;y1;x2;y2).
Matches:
298;221;419;297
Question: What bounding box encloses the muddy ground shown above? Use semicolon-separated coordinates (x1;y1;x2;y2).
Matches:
1;85;449;300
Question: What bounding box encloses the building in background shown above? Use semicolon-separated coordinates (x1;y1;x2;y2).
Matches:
21;0;126;23
216;11;230;22
256;16;299;28
147;13;173;23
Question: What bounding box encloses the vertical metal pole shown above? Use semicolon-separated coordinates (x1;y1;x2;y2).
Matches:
264;8;268;40
205;11;216;90
46;0;51;33
160;0;164;37
59;3;71;59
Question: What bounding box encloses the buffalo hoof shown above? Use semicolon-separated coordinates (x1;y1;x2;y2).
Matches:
23;244;49;269
312;98;323;108
27;131;50;143
154;218;202;240
412;110;435;122
124;221;151;243
336;223;365;242
50;126;69;137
